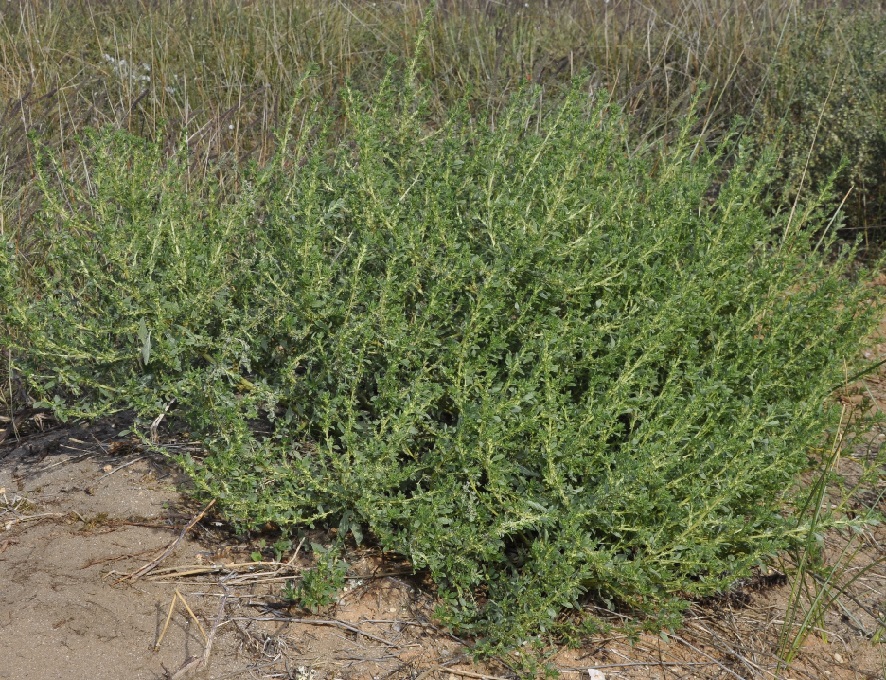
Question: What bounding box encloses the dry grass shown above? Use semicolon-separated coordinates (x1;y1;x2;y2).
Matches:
2;0;873;238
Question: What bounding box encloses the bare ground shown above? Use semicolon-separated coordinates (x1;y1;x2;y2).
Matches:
2;403;885;679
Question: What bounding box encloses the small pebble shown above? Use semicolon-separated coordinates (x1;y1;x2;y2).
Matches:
834;653;844;663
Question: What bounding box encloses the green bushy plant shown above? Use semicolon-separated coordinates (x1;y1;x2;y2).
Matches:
762;8;886;235
1;73;879;652
295;545;349;613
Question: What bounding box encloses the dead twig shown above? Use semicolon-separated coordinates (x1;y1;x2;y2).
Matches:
686;621;774;678
166;655;203;680
120;499;215;582
156;592;179;651
162;587;230;679
97;456;144;480
560;661;718;671
38;451;99;470
145;540;307;584
425;667;512;680
3;512;67;530
671;634;751;680
154;589;207;652
145;559;302;582
228;614;398;648
80;545;159;569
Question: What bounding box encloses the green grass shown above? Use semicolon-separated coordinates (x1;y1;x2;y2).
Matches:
775;401;886;671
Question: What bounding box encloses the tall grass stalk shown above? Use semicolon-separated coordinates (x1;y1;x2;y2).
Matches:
779;399;886;672
778;404;848;668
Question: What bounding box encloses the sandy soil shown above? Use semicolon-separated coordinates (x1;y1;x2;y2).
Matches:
0;418;474;680
2;406;885;679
